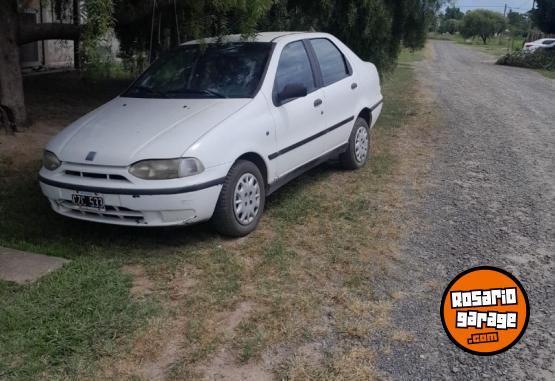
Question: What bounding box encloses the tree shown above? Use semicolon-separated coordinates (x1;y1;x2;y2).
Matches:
117;0;446;73
444;6;464;20
1;0;274;130
0;0;113;129
0;1;80;129
1;0;446;131
258;0;445;71
437;5;463;34
532;0;555;33
439;19;460;34
114;0;272;70
507;10;530;37
460;9;506;44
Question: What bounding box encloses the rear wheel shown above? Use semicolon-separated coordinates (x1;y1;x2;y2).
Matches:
212;160;265;237
340;117;370;170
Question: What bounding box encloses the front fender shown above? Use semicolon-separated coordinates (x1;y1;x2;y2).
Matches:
183;95;277;180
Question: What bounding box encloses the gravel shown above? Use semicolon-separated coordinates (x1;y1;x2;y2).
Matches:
376;41;555;380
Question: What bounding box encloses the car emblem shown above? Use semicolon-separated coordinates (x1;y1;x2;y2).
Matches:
86;151;97;161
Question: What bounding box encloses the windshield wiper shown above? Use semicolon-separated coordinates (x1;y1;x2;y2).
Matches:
166;89;228;98
198;89;228;98
131;85;167;98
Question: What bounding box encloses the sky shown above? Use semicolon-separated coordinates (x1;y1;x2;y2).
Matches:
453;0;535;13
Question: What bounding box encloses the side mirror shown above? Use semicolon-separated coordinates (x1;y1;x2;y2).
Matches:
277;83;308;105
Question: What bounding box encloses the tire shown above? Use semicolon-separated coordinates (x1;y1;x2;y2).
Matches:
212;160;266;237
340;117;370;170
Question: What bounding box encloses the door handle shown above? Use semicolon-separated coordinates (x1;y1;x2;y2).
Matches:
351;83;358;90
314;99;323;107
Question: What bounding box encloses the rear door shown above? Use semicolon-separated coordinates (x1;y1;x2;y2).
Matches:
307;38;357;151
270;41;326;177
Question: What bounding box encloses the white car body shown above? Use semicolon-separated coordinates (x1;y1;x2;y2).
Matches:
39;32;383;229
523;38;555;53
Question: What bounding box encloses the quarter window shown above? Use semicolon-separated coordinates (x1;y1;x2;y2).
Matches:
274;41;316;97
310;38;350;86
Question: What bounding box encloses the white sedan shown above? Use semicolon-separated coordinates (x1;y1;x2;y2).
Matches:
523;38;555;53
39;32;383;236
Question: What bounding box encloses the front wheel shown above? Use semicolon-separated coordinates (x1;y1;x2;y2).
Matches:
212;160;265;237
340;117;370;170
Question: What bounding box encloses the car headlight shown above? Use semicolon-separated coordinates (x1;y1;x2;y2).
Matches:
129;158;205;180
43;151;61;171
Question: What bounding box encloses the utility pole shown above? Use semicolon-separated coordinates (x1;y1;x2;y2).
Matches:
528;0;536;42
503;2;508;47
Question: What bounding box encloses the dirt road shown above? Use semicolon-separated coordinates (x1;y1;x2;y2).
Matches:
377;41;554;379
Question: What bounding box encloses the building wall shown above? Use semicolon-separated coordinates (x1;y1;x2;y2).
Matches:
19;0;75;70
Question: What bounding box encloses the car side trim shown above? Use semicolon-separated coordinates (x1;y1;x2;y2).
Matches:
267;143;348;196
371;98;383;111
38;175;225;195
268;116;354;160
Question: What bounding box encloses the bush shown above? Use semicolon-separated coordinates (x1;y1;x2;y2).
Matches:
496;49;555;70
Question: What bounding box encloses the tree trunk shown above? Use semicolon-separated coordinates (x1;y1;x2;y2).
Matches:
73;0;81;70
18;23;81;45
0;0;27;129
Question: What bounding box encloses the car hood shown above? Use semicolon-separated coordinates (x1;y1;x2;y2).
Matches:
47;97;251;166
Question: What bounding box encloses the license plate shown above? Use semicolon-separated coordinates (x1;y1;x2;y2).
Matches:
72;192;105;211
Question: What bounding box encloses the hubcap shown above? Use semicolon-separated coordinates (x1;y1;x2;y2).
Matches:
354;126;369;163
233;173;261;225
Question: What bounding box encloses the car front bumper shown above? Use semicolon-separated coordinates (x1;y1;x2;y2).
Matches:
38;166;225;227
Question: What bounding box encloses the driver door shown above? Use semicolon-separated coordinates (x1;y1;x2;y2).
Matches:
269;40;326;177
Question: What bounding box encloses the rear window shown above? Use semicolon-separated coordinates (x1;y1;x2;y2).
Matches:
542;40;555;45
309;38;350;86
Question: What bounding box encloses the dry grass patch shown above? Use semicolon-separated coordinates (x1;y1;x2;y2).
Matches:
122;264;155;299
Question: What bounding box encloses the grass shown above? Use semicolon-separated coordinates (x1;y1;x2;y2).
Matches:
0;259;155;380
84;59;138;81
429;32;525;58
0;48;429;380
398;48;425;64
453;34;525;57
536;68;555;79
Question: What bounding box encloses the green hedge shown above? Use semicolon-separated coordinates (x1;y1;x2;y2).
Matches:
496;49;555;70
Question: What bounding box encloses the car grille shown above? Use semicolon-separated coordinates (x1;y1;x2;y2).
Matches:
64;170;130;182
58;201;145;224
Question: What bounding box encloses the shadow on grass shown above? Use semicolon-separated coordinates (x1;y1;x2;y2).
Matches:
0;160;337;261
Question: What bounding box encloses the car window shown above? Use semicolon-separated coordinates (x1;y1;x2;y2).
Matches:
309;38;350;86
274;41;316;97
123;43;272;99
542;40;554;45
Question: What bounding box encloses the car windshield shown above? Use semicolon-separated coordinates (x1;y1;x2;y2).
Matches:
123;42;272;99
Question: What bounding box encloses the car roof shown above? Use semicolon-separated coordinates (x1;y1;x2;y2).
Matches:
182;31;317;45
